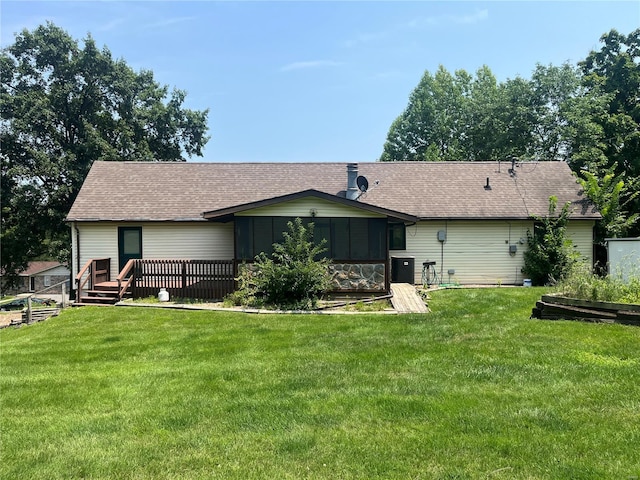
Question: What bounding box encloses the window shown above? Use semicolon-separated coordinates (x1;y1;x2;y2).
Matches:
235;216;388;261
235;217;253;260
331;218;350;259
43;275;51;287
350;218;369;259
253;217;273;257
313;218;331;259
389;223;406;250
369;219;387;259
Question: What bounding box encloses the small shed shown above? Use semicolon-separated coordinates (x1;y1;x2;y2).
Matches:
606;237;640;282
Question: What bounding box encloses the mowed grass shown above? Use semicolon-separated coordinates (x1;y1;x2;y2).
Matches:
1;288;639;479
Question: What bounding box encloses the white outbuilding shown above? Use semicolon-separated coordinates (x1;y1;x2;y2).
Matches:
606;237;640;282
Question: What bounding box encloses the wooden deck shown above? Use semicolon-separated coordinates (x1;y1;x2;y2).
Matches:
390;283;429;313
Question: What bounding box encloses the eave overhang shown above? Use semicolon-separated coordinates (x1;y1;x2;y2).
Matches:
416;215;601;221
65;217;207;223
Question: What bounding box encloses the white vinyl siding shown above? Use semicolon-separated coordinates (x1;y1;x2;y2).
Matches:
75;222;233;280
73;218;595;286
392;221;530;285
567;221;595;265
77;224;119;278
392;219;595;285
142;223;234;259
237;197;384;218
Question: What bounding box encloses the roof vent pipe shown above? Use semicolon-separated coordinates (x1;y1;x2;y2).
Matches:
484;177;492;190
346;163;359;200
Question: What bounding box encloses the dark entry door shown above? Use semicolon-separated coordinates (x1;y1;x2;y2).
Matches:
118;227;142;271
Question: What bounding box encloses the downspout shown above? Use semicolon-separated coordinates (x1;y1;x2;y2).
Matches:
75;223;81;276
440;221;448;283
70;222;80;301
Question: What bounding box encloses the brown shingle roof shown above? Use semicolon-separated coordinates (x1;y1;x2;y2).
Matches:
19;261;65;276
66;161;599;222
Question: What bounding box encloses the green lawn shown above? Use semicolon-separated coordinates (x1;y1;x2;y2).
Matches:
1;288;639;479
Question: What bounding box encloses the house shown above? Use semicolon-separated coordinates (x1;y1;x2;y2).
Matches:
2;261;70;296
66;160;599;301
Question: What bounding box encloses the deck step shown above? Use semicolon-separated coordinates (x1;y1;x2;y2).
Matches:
78;296;118;305
84;289;119;297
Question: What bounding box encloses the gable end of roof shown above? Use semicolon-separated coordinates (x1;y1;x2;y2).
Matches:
202;189;419;222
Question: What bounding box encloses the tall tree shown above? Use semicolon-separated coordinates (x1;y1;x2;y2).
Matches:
493;75;539;159
0;23;210;285
379;64;581;162
529;63;581;160
577;28;640;237
465;65;501;160
380;65;472;161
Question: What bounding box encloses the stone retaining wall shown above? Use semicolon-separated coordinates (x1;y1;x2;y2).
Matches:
329;263;386;292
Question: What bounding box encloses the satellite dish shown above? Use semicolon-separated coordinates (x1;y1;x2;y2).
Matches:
356;175;369;193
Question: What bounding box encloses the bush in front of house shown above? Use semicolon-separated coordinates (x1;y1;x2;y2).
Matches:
227;218;331;310
523;196;581;286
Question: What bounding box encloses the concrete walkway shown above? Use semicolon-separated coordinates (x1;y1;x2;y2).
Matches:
390;283;429;313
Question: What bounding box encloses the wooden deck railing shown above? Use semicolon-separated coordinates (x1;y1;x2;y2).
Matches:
75;258;111;302
116;259;136;300
130;259;235;301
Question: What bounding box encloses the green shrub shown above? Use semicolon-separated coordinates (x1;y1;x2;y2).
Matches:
620;277;640;303
555;263;640;303
223;263;261;308
523;196;581;286
227;218;331;310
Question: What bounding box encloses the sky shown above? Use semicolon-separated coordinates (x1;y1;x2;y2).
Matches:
1;1;639;163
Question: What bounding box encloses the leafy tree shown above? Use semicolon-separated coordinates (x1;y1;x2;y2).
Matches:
380;66;472;161
465;65;501;160
231;218;331;310
493;76;539;159
578;28;640;236
379;64;581;162
523;196;581;286
529;63;582;160
0;23;209;285
577;168;639;272
580;29;640;168
578;169;639;240
562;89;612;172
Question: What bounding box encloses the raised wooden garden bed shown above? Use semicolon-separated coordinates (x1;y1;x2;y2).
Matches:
531;294;640;326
